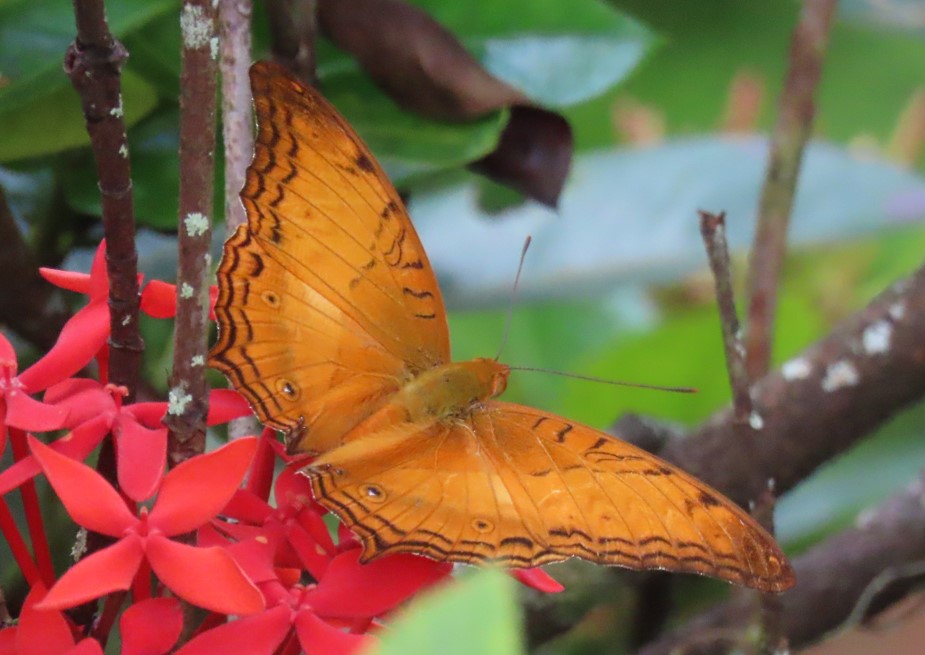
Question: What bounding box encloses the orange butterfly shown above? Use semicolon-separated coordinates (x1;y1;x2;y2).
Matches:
210;62;795;593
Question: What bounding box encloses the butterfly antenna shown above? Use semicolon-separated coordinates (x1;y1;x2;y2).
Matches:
508;366;697;394
495;236;532;361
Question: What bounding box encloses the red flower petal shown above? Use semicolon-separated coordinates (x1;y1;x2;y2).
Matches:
88;241;108;301
222;489;273;524
0;416;110;495
4;389;68;431
285;522;331;581
0;332;15;368
246;428;280;500
140;280;176;319
296;506;336;555
18;303;109;392
146;535;264;615
44;379;113;428
125;401;170;426
308;549;452;619
68;639;105;655
224;537;278;584
39;535;145;609
149;437;257;535
206;389;252;425
274;464;315;510
208;285;217;320
174;605;291;655
29;435;136;536
116;418;167;502
510;568;564;593
16;583;76;652
39;268;91;294
294;610;371;655
120;598;183;655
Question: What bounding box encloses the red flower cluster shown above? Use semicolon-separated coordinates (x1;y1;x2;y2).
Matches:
0;242;562;654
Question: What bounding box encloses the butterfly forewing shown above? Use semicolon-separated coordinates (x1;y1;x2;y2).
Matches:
210;62;450;449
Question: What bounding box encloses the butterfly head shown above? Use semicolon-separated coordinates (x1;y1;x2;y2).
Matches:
470;357;510;399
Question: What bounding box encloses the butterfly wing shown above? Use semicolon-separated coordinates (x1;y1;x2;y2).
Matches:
305;402;795;592
211;62;450;450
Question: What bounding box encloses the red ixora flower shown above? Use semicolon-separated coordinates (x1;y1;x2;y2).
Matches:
0;384;251;499
29;435;264;615
0;584;182;655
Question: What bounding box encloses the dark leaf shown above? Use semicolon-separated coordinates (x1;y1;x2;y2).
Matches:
316;0;573;206
469;106;573;209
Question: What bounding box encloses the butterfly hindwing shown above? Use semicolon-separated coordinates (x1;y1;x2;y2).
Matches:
305;402;794;592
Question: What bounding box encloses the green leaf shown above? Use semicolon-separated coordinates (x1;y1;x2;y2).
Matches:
0;70;158;163
411;137;925;309
61;108;225;230
415;0;656;108
376;569;524;655
320;74;509;183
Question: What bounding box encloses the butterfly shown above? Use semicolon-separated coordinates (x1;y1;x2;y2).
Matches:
210;61;795;593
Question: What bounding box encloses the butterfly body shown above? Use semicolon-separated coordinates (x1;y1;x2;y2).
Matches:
385;358;510;423
210;62;796;592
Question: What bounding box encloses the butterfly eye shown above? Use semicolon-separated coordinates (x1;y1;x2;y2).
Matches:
471;518;494;534
260;290;281;308
275;378;301;401
361;484;387;502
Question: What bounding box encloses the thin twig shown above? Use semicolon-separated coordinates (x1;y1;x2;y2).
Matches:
65;0;143;399
701;209;783;652
219;0;260;440
699;210;753;424
744;0;838;379
0;584;9;625
64;0;142;631
165;0;220;463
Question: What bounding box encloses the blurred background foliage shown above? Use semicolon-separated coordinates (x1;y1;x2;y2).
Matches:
2;0;925;652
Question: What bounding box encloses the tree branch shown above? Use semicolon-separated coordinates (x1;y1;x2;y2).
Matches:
744;0;838;379
661;260;925;510
165;0;219;463
638;473;925;654
219;0;253;235
64;0;143;397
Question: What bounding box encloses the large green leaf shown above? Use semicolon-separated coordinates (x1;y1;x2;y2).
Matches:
411;137;925;309
376;569;523;655
0;0;176;161
0;70;158;162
